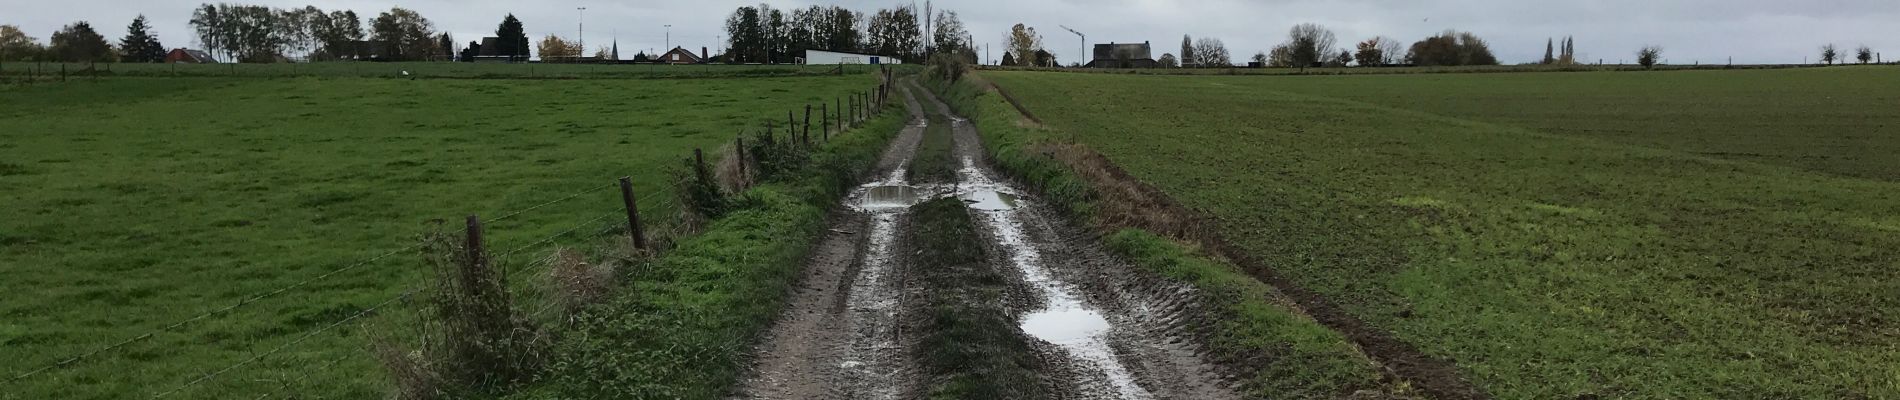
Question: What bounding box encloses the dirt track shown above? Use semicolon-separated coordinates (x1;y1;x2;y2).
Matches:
733;79;1237;400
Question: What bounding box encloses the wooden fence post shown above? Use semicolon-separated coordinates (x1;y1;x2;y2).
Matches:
821;103;829;141
618;177;647;250
60;63;66;82
788;111;797;148
735;136;748;182
803;104;812;147
838;97;845;132
464;215;488;282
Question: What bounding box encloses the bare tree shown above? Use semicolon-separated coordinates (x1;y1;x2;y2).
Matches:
1355;37;1400;67
1821;44;1838;65
1637;45;1662;68
1284;23;1337;69
1857;45;1873;64
1191;36;1230;67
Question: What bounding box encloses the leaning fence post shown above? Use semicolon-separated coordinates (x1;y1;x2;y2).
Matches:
788;111;798;148
617;177;647;250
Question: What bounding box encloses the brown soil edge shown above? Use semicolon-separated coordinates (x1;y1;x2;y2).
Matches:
966;77;1491;400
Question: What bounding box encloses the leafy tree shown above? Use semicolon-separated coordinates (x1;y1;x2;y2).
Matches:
537;35;580;60
931;10;969;56
1283;23;1337;69
310;10;365;60
369;7;435;61
438;33;453;61
459;40;481;62
1266;44;1295;67
1191;37;1230;67
1;25;45;61
1637;45;1662;68
1354;37;1398;67
1543;38;1555;64
189;4;296;62
1331;50;1353;67
1157;52;1177;68
119;15;167;63
866;5;921;61
1250;52;1267;65
1560;36;1576;64
724;6;764;63
1006;24;1042;67
1179;35;1195;67
1405;30;1497;66
50;21;113;62
1857;45;1873;64
495;14;527;61
1821;44;1838;65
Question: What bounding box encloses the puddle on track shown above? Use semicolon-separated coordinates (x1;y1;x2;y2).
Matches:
860;185;922;211
960;190;1019;211
956;157;1155;400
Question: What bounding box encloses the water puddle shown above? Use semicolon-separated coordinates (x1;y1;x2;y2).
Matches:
960;190;1019;210
1021;307;1112;344
860;185;921;211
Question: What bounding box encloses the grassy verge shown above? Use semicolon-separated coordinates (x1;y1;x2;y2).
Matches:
919;75;1389;398
501;91;911;399
908;198;1046;400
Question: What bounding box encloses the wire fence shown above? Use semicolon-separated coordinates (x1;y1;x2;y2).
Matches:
4;67;902;399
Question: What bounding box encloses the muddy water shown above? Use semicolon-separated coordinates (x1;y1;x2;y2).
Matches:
956;157;1158;400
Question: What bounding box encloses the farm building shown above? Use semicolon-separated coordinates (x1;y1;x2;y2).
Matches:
165;49;216;64
1085;42;1157;68
657;47;707;64
805;50;902;65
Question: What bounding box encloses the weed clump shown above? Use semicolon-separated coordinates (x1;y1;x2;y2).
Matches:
372;222;547;399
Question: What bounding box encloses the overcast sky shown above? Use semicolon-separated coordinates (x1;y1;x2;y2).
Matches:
5;0;1898;65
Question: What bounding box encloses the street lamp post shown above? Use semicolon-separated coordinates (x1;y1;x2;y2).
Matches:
577;7;587;59
665;25;673;51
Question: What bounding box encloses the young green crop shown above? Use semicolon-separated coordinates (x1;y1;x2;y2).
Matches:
985;68;1900;398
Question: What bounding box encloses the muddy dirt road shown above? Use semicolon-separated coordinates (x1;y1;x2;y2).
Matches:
733;80;1237;400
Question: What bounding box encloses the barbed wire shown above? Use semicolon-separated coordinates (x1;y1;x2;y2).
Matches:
488;182;619;224
150;287;424;399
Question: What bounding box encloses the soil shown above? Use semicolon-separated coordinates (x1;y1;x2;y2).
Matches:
733;79;1239;400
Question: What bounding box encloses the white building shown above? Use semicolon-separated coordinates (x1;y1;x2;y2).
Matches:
804;50;903;65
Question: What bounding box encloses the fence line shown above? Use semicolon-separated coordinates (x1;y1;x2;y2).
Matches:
489;182;619;224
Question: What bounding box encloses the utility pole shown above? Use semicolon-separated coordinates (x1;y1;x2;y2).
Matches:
1060;25;1085;68
665;25;673;51
577;6;588;58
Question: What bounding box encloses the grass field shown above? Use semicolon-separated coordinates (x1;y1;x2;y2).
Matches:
0;61;878;80
982;67;1900;398
0;75;877;398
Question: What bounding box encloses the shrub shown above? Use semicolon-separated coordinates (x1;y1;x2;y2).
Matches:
1637;45;1663;68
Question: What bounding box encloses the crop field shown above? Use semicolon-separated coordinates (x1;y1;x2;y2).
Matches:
0;74;876;398
982;67;1900;398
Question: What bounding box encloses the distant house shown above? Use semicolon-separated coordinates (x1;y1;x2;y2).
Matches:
165;49;216;64
1085;42;1157;68
656;47;706;64
805;50;903;65
473;37;529;62
1033;50;1058;67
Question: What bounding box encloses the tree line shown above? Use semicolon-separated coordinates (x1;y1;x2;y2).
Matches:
722;3;967;64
